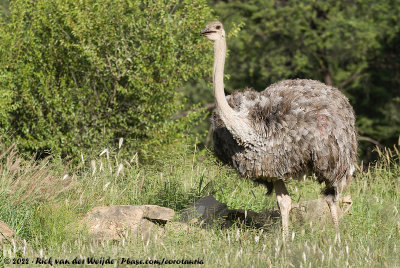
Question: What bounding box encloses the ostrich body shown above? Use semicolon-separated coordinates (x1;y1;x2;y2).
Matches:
201;21;357;238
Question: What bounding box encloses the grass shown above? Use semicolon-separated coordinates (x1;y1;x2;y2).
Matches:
0;140;399;267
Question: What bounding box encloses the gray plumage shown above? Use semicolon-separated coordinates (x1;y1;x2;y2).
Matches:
212;79;357;195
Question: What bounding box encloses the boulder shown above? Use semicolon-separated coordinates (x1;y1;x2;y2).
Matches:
179;196;230;227
290;195;352;225
82;205;174;241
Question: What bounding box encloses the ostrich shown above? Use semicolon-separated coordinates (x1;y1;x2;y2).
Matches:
201;21;357;238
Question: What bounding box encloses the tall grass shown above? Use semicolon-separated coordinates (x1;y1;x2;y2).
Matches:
0;140;399;267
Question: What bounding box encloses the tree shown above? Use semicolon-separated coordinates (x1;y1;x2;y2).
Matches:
0;0;212;158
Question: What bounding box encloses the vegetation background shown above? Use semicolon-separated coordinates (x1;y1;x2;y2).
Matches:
0;0;399;267
0;0;399;161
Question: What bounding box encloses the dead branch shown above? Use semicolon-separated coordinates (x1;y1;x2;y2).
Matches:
358;135;383;148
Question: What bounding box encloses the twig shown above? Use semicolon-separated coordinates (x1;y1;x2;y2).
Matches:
339;72;362;88
358;136;383;148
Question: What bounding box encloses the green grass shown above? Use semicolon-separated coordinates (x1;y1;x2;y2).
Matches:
0;141;399;267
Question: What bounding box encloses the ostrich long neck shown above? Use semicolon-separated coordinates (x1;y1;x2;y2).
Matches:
213;39;231;116
213;38;254;145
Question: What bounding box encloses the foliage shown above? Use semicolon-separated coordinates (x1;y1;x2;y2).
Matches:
0;0;212;158
356;32;400;155
207;0;400;158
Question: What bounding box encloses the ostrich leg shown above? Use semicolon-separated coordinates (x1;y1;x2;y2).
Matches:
325;195;339;227
274;179;292;239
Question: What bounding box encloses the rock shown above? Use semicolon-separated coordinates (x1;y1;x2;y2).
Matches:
179;196;276;228
0;220;15;244
82;205;174;241
291;195;353;225
290;198;332;224
179;196;230;227
142;205;175;223
0;220;37;258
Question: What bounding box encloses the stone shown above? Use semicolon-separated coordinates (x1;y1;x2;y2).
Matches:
179;196;230;227
291;198;332;224
82;205;174;241
0;220;15;244
291;195;353;225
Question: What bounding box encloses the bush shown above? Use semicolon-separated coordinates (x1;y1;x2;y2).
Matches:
0;0;212;158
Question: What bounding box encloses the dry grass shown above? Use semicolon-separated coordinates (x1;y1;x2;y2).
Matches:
0;143;76;205
0;141;399;267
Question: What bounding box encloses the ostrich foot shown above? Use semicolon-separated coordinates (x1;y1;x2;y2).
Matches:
274;179;292;240
325;195;339;228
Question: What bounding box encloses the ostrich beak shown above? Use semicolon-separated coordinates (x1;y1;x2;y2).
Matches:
200;28;215;35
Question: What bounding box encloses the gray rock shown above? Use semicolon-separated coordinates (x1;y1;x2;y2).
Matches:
82;205;174;241
179;196;230;226
291;195;352;225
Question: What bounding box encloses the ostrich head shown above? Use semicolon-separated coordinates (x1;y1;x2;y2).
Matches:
201;21;225;41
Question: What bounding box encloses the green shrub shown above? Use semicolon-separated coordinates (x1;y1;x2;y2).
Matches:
0;0;212;159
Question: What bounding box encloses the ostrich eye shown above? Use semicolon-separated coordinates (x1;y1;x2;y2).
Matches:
216;25;221;30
